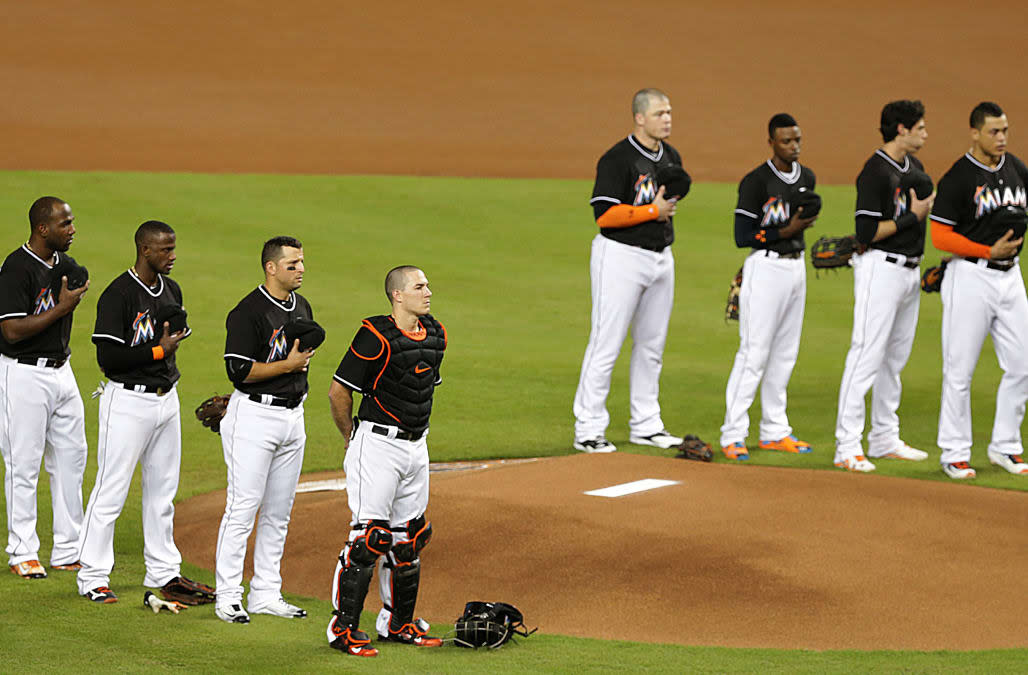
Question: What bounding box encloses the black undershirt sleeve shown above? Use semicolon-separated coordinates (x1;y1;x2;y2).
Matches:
96;341;157;374
225;356;253;385
592;202;615;220
855;215;879;246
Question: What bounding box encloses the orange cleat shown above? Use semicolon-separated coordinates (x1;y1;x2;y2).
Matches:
330;628;379;657
10;560;47;579
721;442;749;460
759;435;812;454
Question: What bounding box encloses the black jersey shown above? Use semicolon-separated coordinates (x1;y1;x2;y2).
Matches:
589;135;684;251
734;160;816;254
931;152;1028;252
0;245;77;360
334;314;446;432
92;269;188;389
854;149;927;256
224;285;313;398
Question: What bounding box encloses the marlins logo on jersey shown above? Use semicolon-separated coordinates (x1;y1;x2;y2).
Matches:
266;326;288;362
974;184;1027;218
32;288;56;315
761;196;790;226
633;174;657;205
131;310;156;346
892;187;909;218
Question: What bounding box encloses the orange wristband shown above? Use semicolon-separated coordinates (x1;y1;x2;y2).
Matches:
152;346;165;361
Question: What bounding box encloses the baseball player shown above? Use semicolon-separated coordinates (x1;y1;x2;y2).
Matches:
214;236;315;623
930;101;1028;479
76;221;209;604
0;196;89;579
834;101;934;473
720;114;817;460
573;88;686;453
325;265;446;658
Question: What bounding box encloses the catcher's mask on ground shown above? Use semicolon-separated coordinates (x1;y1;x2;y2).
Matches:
452;601;536;649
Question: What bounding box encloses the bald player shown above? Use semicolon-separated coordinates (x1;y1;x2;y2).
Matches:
0;196;89;579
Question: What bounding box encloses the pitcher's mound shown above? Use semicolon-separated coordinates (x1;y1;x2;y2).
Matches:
176;453;1027;650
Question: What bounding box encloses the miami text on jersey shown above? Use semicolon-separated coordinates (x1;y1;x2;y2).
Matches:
131;310;156;346
633;174;657;205
32;288;56;315
974;184;1027;218
266;326;288;362
761;197;790;226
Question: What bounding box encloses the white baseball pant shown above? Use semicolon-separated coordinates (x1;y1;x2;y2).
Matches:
720;250;805;447
574;235;674;440
338;421;429;637
76;382;182;593
938;257;1028;464
0;355;86;566
834;250;921;462
215;391;305;608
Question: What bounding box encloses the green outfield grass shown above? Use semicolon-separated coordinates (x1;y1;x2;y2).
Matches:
0;170;1024;672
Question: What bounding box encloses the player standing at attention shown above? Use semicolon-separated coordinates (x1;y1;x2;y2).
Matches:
77;221;213;604
834;101;934;473
720;114;817;461
0;196;89;579
573;88;686;453
215;237;315;622
930;101;1028;479
325;266;446;658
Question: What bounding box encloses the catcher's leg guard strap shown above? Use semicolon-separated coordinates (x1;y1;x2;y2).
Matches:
382;555;421;633
391;514;431;564
347;521;393;566
331;522;392;629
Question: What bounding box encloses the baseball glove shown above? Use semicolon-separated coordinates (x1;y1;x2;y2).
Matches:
900;168;934;200
195;394;231;434
810;235;858;269
725;265;743;322
283;317;326;351
454;601;536;649
789;186;822;219
675;434;713;462
154;304;188;335
656;165;692;200
52;256;89;291
159;576;215;606
921;257;951;293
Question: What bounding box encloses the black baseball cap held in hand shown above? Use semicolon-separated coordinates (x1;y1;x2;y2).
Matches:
789;186;822;218
154;304;188;334
656;165;691;200
899;168;934;200
283;317;326;351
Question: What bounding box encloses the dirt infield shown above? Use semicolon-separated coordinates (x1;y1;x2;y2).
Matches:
3;1;1028;182
176;454;1027;651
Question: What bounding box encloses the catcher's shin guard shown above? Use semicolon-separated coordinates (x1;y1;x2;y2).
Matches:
327;521;392;636
378;515;432;635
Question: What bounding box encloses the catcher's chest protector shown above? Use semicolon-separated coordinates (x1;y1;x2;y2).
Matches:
362;314;445;430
